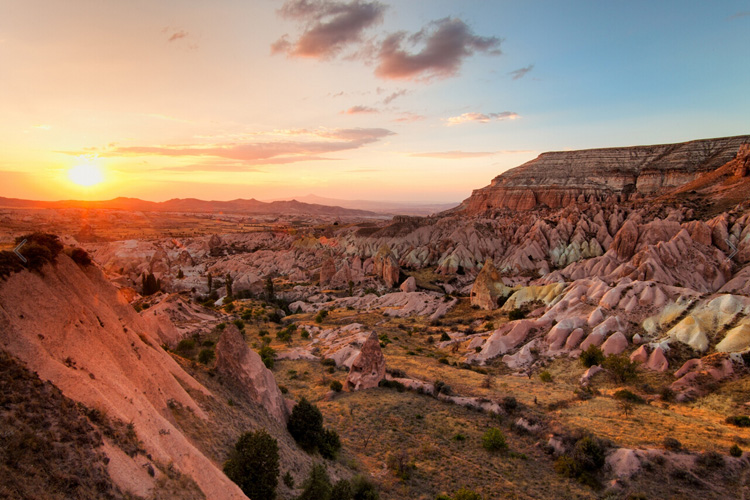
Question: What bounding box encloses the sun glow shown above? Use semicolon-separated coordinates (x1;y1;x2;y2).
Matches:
68;162;104;187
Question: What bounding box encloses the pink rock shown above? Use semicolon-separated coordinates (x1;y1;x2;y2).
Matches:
580;332;605;351
645;346;668;372
564;328;586;349
580;365;603;386
601;332;628;356
630;345;649;363
399;276;417;293
346;332;386;391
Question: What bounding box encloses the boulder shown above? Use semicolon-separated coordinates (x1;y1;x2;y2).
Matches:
470;259;512;310
645;346;669;372
346;332;386;391
215;325;289;423
601;332;628;356
400;276;417;293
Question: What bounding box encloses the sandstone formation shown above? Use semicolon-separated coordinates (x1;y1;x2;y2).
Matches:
470;259;513;310
346;331;386;391
456;135;750;213
215;324;289;423
372;245;401;288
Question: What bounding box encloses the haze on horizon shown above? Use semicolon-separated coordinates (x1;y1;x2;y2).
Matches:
1;0;748;204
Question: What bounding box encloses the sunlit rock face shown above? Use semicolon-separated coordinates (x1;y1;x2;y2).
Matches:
345;332;386;391
457;135;750;213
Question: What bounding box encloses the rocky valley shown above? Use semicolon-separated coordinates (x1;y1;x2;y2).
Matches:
2;135;750;500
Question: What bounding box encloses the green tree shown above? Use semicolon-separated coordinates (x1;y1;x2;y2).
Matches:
330;479;353;500
142;272;160;296
454;488;482;500
288;398;324;452
207;272;213;292
350;476;379;500
265;276;275;302
225;272;233;298
223;429;279;500
297;463;331;500
176;268;184;279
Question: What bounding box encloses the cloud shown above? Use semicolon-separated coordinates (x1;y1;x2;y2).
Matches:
411;150;534;159
342;105;379;114
392;112;426;123
729;11;750;19
382;88;408;104
167;30;189;42
63;128;395;166
444;111;519;125
509;64;534;80
375;18;501;81
346;168;380;173
272;0;386;59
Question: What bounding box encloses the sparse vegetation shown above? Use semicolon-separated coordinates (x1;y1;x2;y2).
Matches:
287;398;341;459
579;345;605;368
481;428;507;452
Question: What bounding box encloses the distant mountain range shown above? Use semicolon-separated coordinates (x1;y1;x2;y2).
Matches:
0;196;382;217
266;194;459;216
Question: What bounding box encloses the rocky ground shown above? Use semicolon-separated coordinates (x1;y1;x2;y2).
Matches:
1;135;749;499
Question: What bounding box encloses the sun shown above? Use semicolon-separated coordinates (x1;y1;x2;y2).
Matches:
68;163;104;187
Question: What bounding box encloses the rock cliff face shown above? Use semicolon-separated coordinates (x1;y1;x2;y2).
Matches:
458;135;750;213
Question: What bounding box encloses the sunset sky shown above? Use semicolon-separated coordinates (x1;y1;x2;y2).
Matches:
1;0;749;203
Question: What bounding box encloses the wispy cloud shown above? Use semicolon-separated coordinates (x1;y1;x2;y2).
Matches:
63;128;395;166
375;18;501;81
272;0;386;59
381;88;409;104
342;105;379;114
346;168;380;173
392;112;426;123
509;64;534;80
163;27;198;49
444;111;519;125
729;11;750;20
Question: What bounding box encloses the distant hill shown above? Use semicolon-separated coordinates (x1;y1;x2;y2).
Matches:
0;196;380;217
267;194;459;216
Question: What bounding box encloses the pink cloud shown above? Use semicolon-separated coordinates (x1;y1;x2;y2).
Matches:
444;111;519;126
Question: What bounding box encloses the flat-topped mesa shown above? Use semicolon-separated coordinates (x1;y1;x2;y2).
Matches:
458;135;750;213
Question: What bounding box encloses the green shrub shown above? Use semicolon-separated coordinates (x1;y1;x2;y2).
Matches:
481;428;507;452
579;345;605;368
321;358;336;367
330;380;343;392
434;380;452;396
67;247;93;266
508;308;526;321
331;479;353;500
440;332;451;341
300;328;310;339
315;310;328;323
554;455;580;478
287;398;341;459
539;371;553;383
730;444;743;457
663;437;682;452
175;339;196;355
259;345;276;369
696;451;725;469
233;319;245;330
386;450;415;480
350;475;379;500
602;354;638;383
572;436;605;472
298;463;331;500
454;488;482;500
502;396;518;412
223;429;279;500
319;428;342;460
378;379;406;392
613;389;645;404
726;415;750;427
283;470;294;488
197;348;215;365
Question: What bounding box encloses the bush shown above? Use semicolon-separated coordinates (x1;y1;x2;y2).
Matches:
663;437;682;452
482;428;507;452
67;247;93;266
350;475;379;500
233;319;245;330
508;308;526;321
288;398;341;459
319;428;342;460
15;233;64;271
613;389;645;404
378;379;406;392
223;429;279;500
539;371;553;383
554;455;580;478
330;380;343;392
453;488;482;500
730;444;743;457
283;470;294;488
321;358;336;367
434;380;452;396
386;450;415;480
315;310;328;323
602;354;638;383
502;396;518;412
197;348;215;365
696;451;725;469
572;436;605;472
300;328;310;339
298;463;331;500
259;345;276;369
331;479;353;500
726;415;750;427
579;345;605;368
175;339;196;356
440;332;451;341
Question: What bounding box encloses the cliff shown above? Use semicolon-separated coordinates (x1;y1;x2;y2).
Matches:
457;135;750;213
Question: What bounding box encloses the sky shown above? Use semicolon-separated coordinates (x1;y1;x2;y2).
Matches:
0;0;748;203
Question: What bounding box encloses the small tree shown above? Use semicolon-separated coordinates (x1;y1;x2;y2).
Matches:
482;428;507;452
454;488;482;500
225;272;233;298
142;272;160;296
207;272;213;292
579;345;605;368
297;463;331;500
331;479;353;500
287;398;324;452
602;354;638;383
176;268;184;279
223;429;279;500
265;276;275;302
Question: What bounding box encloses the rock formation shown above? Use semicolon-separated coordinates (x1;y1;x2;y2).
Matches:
456;135;750;213
345;331;386;391
372;245;400;288
215;325;289;423
470;259;513;310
